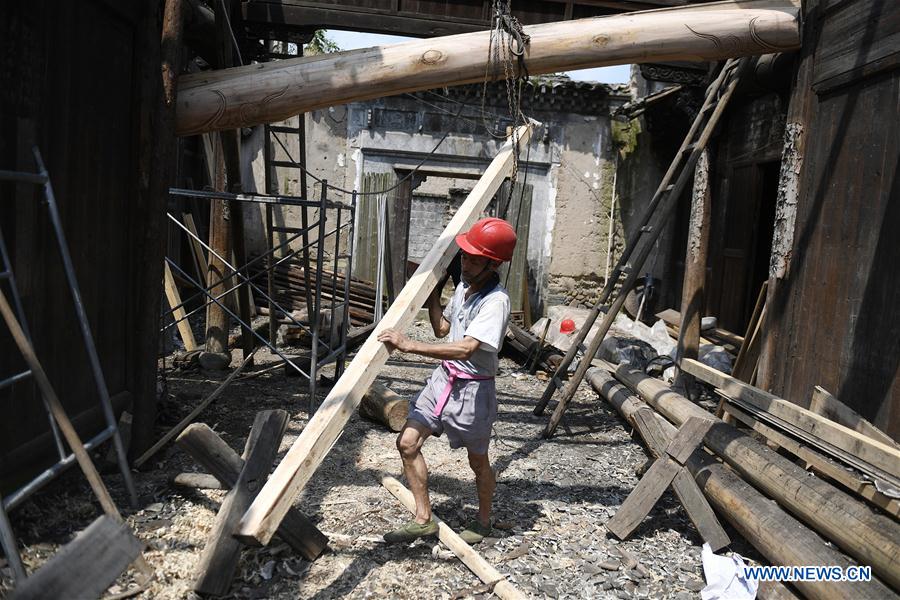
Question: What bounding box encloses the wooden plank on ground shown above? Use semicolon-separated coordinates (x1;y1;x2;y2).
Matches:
381;476;526;600
666;416;714;464
194;410;289;596
236;125;533;545
176;423;328;560
11;516;143;600
809;386;898;448
164;261;198;351
681;358;900;481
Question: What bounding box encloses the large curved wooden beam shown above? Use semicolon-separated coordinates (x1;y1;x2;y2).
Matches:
176;0;799;135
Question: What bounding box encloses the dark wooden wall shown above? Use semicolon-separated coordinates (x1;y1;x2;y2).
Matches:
760;0;899;438
0;1;161;491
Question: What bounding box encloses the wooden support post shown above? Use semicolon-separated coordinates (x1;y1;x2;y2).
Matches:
359;382;408;432
236;125;533;545
588;367;896;600
175;0;800;135
613;364;900;591
131;0;185;460
10;516;143;600
220;127;255;363
382;477;526;600
176;423;328;560
202;135;233;367
674;148;711;387
606;417;716;542
163;262;197;351
193;410;289;596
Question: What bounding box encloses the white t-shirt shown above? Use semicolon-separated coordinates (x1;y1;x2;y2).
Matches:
442;278;511;376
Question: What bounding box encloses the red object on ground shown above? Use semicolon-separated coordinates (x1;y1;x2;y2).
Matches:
560;318;576;334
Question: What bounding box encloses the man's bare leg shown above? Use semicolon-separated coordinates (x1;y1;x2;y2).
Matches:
467;450;495;527
397;420;433;524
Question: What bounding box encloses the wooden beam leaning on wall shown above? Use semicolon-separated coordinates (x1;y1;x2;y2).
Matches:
174;0;800;135
235;124;533;545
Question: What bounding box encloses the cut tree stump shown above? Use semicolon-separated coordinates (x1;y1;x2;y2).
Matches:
359;382;408;432
176;422;328;561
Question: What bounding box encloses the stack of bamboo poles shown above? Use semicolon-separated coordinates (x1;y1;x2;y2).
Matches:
585;363;900;599
250;258;383;326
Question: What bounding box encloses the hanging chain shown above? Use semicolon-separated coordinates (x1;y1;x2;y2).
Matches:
481;0;530;206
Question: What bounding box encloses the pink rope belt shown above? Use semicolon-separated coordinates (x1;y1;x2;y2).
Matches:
433;360;493;417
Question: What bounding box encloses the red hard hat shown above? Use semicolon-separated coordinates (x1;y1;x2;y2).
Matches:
560;318;576;334
455;217;517;262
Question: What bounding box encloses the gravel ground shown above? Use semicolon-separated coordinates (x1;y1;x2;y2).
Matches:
1;319;761;599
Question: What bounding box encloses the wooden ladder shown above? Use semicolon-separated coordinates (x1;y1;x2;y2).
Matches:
535;58;748;437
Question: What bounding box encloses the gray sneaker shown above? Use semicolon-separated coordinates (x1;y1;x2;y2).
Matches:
459;520;492;545
383;519;439;543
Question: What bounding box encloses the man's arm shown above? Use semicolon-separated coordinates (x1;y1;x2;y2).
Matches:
428;280;451;338
378;329;480;361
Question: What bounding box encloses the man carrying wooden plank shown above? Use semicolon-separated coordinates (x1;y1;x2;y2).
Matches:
376;217;517;545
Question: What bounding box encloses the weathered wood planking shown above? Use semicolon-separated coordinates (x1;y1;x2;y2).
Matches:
11;516;143;600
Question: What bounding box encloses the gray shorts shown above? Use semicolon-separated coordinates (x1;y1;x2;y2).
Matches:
408;365;497;454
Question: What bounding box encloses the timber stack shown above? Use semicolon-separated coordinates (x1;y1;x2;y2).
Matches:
583;362;900;598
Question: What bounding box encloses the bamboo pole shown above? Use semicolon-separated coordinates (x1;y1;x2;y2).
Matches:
175;0;799;135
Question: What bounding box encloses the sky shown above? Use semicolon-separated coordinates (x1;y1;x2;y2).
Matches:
323;30;631;84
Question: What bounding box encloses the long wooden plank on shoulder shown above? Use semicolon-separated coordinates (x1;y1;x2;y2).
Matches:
681;358;900;480
236;125;533;545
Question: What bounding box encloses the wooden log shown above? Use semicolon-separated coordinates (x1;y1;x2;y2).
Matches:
11;516;143;600
202;134;233;360
359;382;408;432
587;367;895;600
809;386;898;448
194;410;289;596
613;364;900;591
681;358;900;483
236;125;532;545
381;476;526;600
176;423;328;560
175;0;800;135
